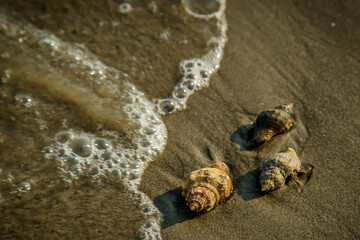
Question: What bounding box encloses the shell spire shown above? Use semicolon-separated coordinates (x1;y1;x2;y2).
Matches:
182;162;233;212
260;148;301;191
250;103;295;147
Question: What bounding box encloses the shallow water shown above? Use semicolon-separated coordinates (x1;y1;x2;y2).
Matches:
0;0;227;239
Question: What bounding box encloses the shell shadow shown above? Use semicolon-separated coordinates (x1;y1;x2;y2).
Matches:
153;187;203;229
236;168;266;201
230;124;255;151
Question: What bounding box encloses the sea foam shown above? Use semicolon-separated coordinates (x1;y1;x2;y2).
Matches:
0;11;166;239
156;0;228;115
0;0;228;238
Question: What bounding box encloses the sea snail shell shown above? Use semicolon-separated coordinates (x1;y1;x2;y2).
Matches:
182;162;233;212
260;147;301;191
251;103;295;147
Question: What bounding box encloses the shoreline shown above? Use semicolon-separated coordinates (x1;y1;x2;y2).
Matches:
140;1;360;239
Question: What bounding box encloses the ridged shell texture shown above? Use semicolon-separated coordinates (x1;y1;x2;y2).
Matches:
182;162;233;212
260;147;301;191
251;103;295;147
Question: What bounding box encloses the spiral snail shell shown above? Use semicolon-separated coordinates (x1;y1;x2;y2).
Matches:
250;103;295;147
182;162;233;212
260;147;301;191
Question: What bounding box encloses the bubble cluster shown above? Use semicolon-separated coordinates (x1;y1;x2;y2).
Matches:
45;82;167;235
46;123;165;238
0;11;167;238
0;0;229;237
156;0;228;115
0;171;32;201
137;192;163;240
48;125;165;186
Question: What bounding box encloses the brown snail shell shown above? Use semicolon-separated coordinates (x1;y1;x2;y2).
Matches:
251;103;295;147
260;147;301;191
182;162;233;212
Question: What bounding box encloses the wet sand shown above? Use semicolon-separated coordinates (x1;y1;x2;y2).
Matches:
140;1;360;239
0;0;359;239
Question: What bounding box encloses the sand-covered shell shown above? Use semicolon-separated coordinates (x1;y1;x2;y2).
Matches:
260;148;300;191
182;162;233;212
251;103;295;147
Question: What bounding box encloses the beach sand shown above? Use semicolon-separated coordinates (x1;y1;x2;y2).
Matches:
140;1;360;239
0;0;359;239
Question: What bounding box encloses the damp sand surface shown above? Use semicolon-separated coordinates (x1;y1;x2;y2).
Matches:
140;1;360;239
1;0;360;239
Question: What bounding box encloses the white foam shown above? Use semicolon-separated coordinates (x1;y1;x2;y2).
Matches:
0;0;229;236
118;3;133;14
0;11;166;239
47;127;165;188
183;0;222;19
155;0;228;115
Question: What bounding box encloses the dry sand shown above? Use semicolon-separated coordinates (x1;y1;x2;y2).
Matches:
140;1;360;239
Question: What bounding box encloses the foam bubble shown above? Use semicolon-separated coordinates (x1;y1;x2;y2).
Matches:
142;125;154;135
119;3;133;14
102;151;112;160
94;139;110;150
46;127;168;187
56;131;73;143
157;99;176;115
156;0;228;115
183;0;221;18
174;87;188;98
183;80;195;90
68;138;92;158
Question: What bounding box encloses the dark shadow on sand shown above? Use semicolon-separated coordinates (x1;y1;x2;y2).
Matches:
230;124;254;151
154;187;203;229
236;168;266;201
